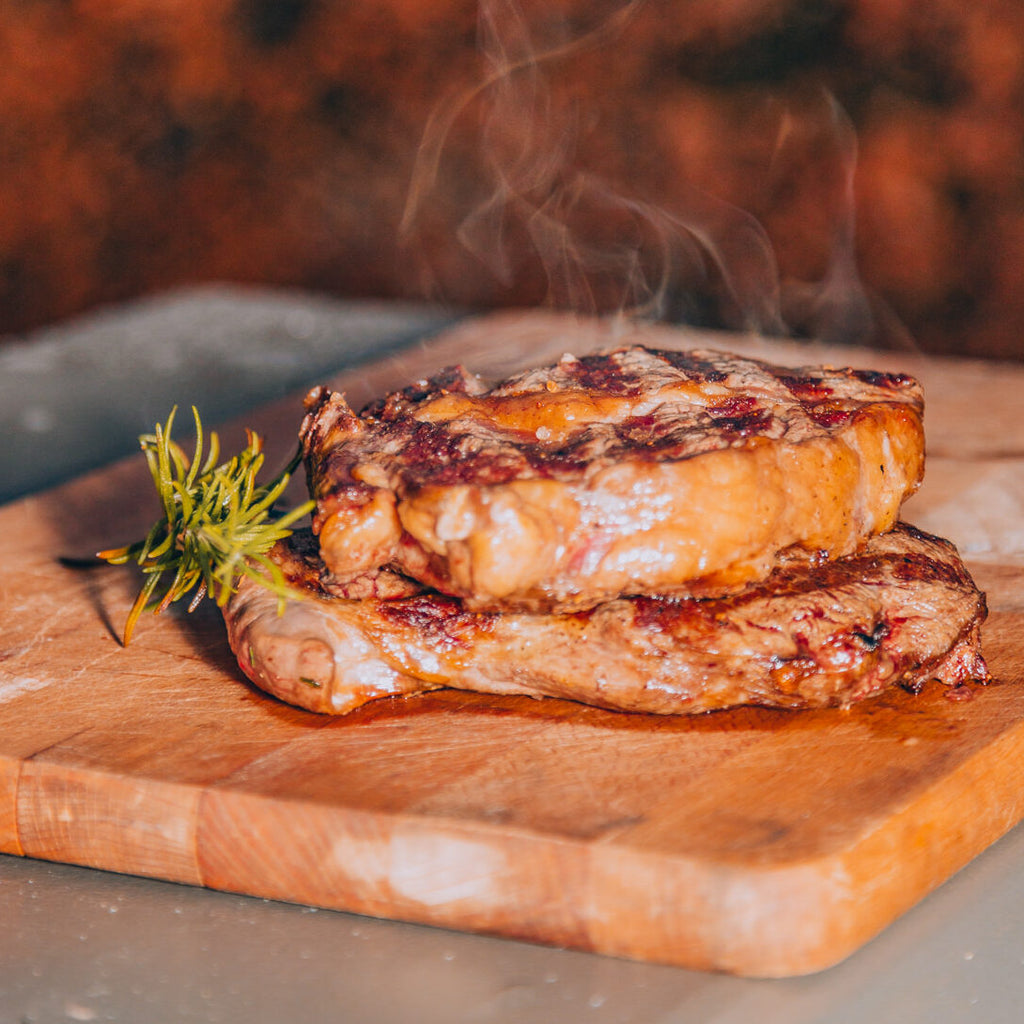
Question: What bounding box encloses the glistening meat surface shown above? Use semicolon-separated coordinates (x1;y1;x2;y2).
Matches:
224;524;988;717
300;345;926;612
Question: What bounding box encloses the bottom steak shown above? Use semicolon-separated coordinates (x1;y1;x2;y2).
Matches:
223;523;988;716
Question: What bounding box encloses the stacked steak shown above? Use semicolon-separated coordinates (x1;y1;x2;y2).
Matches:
224;340;989;716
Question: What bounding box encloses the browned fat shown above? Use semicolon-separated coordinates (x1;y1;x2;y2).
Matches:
411;380;732;445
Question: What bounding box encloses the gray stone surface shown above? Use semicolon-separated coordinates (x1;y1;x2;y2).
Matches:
0;285;457;504
3;822;1024;1023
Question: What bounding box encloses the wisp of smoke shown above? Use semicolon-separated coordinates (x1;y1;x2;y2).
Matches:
402;0;885;345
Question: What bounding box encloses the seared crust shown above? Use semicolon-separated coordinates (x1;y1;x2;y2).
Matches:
224;524;988;717
301;346;925;611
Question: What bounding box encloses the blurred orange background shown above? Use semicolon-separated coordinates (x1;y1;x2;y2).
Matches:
3;0;1023;358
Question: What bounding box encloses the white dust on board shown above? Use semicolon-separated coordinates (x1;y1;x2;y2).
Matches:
0;558;130;706
390;832;510;908
0;566;64;701
0;675;51;705
905;457;1024;562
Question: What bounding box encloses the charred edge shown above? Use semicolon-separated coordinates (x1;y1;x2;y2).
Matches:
806;402;854;427
729;534;971;601
657;348;729;382
889;545;975;591
897;616;990;695
523;446;590;478
375;594;497;649
361;365;478;419
848;368;918;390
627;595;709;633
774;373;834;400
707;399;775;437
266;529;334;596
398;421;531;486
853;621;890;650
709;395;760;417
561;351;646;395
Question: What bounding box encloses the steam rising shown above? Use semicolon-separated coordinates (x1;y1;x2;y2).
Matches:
403;0;879;344
772;90;880;347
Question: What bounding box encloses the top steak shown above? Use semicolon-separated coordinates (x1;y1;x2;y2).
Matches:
301;345;925;612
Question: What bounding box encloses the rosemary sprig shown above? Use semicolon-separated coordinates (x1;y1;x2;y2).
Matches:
98;406;314;645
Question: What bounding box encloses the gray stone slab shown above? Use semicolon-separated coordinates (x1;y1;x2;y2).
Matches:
0;285;457;503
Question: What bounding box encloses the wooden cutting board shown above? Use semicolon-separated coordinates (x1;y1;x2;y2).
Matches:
3;310;1024;978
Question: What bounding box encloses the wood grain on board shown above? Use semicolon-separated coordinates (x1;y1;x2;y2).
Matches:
2;310;1024;977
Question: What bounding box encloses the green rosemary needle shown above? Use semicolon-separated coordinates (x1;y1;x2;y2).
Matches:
98;405;315;645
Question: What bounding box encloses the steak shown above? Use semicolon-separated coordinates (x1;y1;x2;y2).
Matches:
300;345;925;612
223;523;988;717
